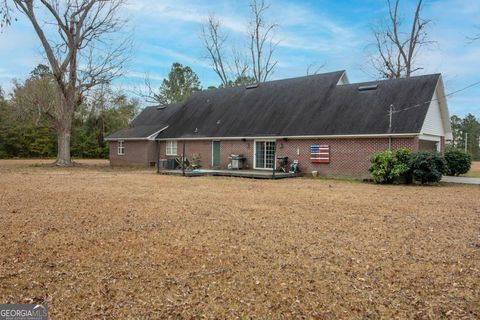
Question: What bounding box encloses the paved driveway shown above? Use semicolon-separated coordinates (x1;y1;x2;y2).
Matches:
442;176;480;185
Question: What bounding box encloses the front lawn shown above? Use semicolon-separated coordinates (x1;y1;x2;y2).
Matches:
0;160;479;318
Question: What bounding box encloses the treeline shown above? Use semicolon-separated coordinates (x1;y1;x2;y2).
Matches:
450;114;480;160
0;65;138;159
1;64;479;161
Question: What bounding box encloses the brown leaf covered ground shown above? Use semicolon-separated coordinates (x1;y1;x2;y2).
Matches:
0;160;479;319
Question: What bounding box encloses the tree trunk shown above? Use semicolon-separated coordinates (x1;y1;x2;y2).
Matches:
56;113;73;166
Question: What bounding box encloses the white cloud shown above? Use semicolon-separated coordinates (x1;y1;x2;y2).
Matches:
0;0;478;115
125;71;165;81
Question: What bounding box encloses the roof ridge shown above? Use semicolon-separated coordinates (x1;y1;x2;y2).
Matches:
341;73;441;88
188;70;345;98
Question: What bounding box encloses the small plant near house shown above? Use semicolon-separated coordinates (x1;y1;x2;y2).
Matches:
409;151;447;184
369;148;411;184
190;153;202;169
444;148;472;176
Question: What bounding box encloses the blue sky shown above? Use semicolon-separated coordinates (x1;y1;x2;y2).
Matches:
0;0;479;117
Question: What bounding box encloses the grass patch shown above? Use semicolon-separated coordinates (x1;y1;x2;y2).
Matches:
462;161;480;177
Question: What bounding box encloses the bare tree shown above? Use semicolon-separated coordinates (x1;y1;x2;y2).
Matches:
231;47;250;82
248;0;278;83
201;15;252;87
202;14;230;87
0;0;12;27
306;62;326;76
370;0;430;79
0;0;129;165
135;73;161;106
201;0;278;86
11;64;58;127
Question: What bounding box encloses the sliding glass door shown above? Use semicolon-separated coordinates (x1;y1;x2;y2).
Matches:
255;141;276;169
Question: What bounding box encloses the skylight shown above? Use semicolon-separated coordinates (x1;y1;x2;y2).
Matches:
358;84;378;91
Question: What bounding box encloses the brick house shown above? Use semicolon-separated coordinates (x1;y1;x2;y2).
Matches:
106;71;452;178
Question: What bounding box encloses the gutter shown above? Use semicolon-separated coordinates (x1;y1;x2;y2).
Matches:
156;133;420;141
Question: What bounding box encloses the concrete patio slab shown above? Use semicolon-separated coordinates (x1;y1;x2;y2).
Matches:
442;176;480;185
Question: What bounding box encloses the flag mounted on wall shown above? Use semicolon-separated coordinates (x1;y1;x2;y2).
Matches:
310;144;330;164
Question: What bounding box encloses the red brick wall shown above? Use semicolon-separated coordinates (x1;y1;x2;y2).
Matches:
158;137;420;178
158;140;213;167
158;140;254;169
109;140;157;166
218;140;253;169
278;137;417;178
111;136;445;177
440;136;446;154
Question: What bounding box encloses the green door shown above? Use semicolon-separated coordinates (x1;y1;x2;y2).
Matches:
212;141;221;167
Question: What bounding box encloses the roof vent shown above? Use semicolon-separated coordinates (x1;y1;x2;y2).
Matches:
156;105;167;110
246;83;259;89
358;84;378;91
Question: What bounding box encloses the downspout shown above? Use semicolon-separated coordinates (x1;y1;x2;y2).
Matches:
156;140;160;174
272;140;276;179
388;104;394;151
182;140;186;177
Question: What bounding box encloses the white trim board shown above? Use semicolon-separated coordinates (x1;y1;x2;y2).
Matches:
157;133;420;141
419;134;441;142
419;76;452;140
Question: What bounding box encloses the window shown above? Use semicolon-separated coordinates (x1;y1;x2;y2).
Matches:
255;141;276;169
166;140;177;156
117;141;125;155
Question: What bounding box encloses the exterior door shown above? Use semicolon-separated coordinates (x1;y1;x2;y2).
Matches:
255;141;276;169
212;141;221;167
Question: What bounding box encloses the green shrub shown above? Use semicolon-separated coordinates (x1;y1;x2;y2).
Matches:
369;148;411;184
444;148;472;176
409;152;447;184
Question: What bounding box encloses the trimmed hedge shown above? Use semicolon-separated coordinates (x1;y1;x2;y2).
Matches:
409;152;447;184
444;149;472;176
369;148;411;184
370;150;450;184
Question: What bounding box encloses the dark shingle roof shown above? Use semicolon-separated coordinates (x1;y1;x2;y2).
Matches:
106;102;183;139
283;74;441;136
108;71;441;140
156;72;440;139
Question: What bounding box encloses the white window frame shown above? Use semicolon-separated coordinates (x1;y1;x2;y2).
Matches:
117;141;125;155
166;140;178;156
253;139;276;170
